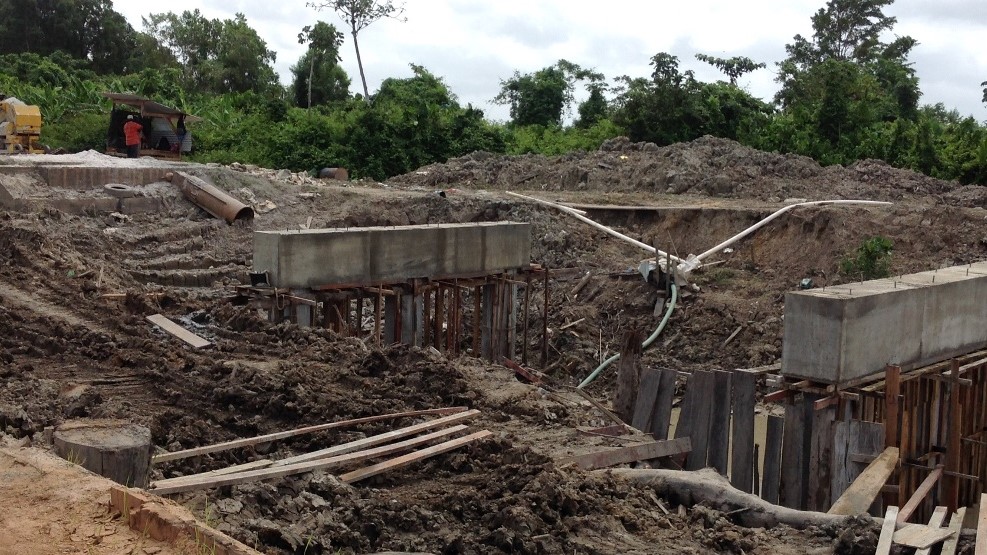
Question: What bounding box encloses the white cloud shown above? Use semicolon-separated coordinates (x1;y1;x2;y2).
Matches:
114;0;987;120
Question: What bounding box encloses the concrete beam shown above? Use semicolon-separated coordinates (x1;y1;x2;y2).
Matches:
783;262;987;384
39;166;179;189
253;222;531;289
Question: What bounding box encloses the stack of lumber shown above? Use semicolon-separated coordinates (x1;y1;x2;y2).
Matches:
149;407;489;495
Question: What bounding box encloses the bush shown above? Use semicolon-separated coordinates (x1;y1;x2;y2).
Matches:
840;236;893;280
41;112;107;152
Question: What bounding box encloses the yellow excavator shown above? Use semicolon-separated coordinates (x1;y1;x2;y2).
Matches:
0;95;43;154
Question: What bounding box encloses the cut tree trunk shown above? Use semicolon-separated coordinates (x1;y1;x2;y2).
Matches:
53;419;151;488
607;467;977;543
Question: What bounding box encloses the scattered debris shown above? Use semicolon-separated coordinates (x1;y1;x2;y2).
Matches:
146;314;212;349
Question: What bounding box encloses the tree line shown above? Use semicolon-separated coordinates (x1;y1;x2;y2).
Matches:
0;0;984;185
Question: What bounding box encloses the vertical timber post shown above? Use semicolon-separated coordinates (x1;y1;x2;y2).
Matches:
884;364;901;509
542;267;549;369
384;292;398;344
522;273;531;365
945;359;961;512
434;285;444;352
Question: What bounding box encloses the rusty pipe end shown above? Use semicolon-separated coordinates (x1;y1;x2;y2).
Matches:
233;206;255;222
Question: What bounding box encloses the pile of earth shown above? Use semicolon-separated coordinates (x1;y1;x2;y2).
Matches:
390;135;985;207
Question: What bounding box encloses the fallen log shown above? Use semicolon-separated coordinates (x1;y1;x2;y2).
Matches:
607;467;977;541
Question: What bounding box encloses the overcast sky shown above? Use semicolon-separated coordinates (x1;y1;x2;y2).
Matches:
114;0;987;123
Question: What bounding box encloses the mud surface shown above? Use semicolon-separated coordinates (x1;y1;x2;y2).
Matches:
2;136;982;553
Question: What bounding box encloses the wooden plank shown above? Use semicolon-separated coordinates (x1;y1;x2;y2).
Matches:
150;425;472;494
272;410;480;466
828;447;900;516
898;466;944;523
152;407;468;463
730;370;756;493
979;493;987;555
781;396;811;509
893;523;954;549
146;314;211;348
763;389;794;403
202;459;274;477
154;425;470;489
945;360;962;512
676;370;714;471
631;368;662;433
340;430;493;484
707;371;732;476
884;364;902;511
875;506;899;555
885;365;901;449
564;438;692;470
831;420;885;509
807;399;836;512
650;369;677;441
915;506;949;555
568;386;627;428
940;507;967;555
761;415;784;504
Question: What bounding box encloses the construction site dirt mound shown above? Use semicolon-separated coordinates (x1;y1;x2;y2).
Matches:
390;135;963;205
2;140;983;553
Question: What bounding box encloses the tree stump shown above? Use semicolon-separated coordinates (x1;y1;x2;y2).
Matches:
53;419;152;488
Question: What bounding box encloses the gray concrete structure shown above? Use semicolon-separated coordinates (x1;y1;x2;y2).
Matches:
782;262;987;384
253;222;531;289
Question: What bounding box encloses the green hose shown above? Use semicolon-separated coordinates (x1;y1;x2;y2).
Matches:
576;282;678;389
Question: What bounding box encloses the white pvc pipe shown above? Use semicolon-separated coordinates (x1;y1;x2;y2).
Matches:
676;199;892;274
508;193;891;277
507;191;686;265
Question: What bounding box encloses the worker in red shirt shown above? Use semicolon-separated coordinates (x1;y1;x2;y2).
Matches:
123;114;143;158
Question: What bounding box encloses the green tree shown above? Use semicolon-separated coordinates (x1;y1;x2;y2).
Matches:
611;53;703;145
0;0;142;74
576;82;609;128
494;60;602;126
308;0;407;99
695;54;765;85
773;0;920;163
143;10;278;94
293;22;349;108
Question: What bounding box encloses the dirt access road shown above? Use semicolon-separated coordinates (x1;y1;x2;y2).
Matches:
5;135;985;553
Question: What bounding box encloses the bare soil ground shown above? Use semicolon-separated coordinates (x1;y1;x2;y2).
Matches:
0;444;194;555
3;135;985;553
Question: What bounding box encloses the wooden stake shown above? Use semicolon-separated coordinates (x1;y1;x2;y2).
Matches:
940;507;966;555
542;267;549;368
946;360;961;512
522;274;531;365
374;285;382;345
898;466;944;523
875;505;899;555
